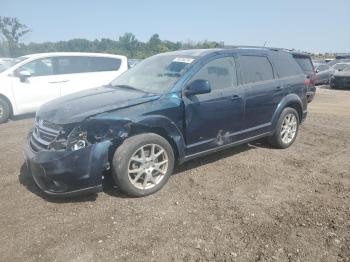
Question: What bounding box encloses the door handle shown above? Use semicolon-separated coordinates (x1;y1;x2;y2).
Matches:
231;95;242;101
274;86;284;91
48;80;69;84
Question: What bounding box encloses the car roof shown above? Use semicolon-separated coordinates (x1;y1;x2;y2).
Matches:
19;52;127;60
160;46;301;58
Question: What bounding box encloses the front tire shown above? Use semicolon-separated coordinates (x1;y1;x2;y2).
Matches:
268;107;299;149
0;98;11;124
112;133;175;197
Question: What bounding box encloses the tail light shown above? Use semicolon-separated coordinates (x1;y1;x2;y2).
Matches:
310;69;316;85
304;77;310;89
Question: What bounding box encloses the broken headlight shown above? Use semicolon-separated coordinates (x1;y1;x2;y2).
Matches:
67;128;89;151
65;124;114;151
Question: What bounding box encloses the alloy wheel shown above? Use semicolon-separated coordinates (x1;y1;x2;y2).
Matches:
127;144;169;190
280;113;297;144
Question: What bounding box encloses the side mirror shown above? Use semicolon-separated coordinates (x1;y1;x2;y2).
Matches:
19;70;31;82
315;69;320;73
185;79;211;96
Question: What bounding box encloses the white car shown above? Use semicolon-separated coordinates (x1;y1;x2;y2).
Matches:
0;52;128;123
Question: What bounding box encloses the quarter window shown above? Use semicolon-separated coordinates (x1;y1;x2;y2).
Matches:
239;56;274;84
191;57;237;91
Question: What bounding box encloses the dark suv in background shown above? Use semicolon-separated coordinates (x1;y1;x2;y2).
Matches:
24;47;308;197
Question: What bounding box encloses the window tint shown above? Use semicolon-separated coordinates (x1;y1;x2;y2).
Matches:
239;56;274;84
293;56;314;73
90;57;121;72
191;57;237;91
271;53;302;78
56;57;90;74
56;56;121;75
19;58;54;77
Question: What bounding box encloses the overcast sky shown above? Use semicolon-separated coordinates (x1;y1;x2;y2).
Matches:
1;0;350;53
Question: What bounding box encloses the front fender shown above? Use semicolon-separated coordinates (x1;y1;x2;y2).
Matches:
132;115;186;162
85;114;186;163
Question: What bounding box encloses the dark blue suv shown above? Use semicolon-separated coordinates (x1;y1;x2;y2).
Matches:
24;47;308;197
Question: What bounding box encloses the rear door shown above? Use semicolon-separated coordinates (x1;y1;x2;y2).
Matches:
56;56;124;96
184;56;244;154
11;57;61;114
237;54;283;136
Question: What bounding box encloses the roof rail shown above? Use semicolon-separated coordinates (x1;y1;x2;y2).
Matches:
223;45;293;52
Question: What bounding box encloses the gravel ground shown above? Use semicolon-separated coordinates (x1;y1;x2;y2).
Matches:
0;87;349;262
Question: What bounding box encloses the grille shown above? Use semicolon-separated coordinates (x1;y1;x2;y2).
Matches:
30;120;61;152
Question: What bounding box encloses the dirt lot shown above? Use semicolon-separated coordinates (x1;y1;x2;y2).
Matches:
0;88;349;262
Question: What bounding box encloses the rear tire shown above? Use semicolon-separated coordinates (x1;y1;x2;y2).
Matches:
112;133;175;197
268;107;299;149
0;98;11;124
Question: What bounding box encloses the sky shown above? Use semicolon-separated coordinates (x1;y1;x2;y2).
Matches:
1;0;350;53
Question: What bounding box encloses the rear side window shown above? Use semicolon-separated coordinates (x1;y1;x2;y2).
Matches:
90;57;121;72
239;56;274;84
293;56;314;74
191;57;237;91
271;53;302;78
56;57;90;74
56;56;121;75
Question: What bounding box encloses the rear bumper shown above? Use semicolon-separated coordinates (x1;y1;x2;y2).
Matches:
24;132;111;197
306;85;316;103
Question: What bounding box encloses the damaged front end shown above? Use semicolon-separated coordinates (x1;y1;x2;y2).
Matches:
24;117;130;197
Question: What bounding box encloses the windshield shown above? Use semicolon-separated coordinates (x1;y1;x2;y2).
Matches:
110;54;196;93
0;56;28;73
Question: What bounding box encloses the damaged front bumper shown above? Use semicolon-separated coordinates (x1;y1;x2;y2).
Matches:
24;132;111;197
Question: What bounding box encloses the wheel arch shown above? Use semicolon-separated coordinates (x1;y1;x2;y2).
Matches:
89;115;186;164
272;94;303;127
0;94;13;116
126;116;186;163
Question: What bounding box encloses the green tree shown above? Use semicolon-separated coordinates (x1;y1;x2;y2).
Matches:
118;33;139;58
0;16;30;57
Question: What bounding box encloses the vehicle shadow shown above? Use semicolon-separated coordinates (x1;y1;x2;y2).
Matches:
11;113;35;121
173;142;259;175
18;164;98;203
19;140;271;201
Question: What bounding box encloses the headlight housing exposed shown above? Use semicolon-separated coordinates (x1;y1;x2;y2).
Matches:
48;122;117;152
67;128;89;151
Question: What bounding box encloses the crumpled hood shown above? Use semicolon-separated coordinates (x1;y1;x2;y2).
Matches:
36;86;160;124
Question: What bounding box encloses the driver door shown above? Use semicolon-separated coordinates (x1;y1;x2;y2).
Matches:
11;57;61;114
183;56;244;155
